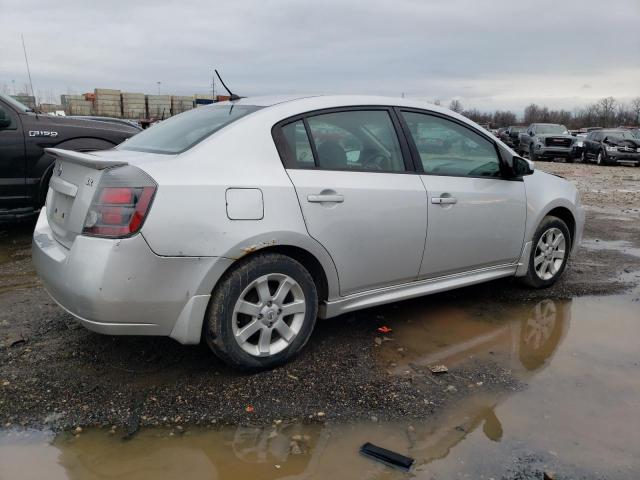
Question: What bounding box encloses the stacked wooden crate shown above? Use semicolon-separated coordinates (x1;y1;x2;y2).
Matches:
121;92;146;119
61;94;92;115
171;96;194;115
146;95;172;119
94;88;122;118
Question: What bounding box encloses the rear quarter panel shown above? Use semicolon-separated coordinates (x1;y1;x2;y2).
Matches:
137;115;341;298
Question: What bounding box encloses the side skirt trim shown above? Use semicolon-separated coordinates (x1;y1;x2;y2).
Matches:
320;264;517;318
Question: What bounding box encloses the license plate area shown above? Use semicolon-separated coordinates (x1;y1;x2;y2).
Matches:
50;192;73;226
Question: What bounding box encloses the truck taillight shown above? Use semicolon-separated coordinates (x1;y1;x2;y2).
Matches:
83;166;157;238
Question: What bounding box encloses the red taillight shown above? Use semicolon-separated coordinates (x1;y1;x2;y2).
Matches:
99;187;134;205
83;166;157;238
83;185;156;238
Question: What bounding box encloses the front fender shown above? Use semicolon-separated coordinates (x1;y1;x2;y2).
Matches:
524;171;584;256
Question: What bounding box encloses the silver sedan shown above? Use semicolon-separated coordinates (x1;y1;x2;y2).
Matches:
32;95;584;370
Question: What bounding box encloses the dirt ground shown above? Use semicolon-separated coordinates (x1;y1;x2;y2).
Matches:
1;161;639;445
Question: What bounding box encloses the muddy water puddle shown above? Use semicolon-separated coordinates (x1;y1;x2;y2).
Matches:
2;294;639;479
581;238;640;259
0;223;39;295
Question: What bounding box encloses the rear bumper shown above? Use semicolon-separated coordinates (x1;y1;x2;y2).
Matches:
32;208;232;343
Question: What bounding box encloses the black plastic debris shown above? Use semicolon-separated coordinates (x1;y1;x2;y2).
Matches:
360;442;415;470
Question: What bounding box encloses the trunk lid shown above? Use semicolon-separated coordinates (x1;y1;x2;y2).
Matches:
44;148;128;248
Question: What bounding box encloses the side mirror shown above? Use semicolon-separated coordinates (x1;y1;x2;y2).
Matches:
0;109;11;129
513;156;534;176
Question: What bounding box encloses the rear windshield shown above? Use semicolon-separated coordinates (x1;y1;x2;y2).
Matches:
118;104;262;154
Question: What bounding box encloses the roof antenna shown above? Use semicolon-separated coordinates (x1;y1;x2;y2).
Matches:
21;34;39;115
214;69;241;101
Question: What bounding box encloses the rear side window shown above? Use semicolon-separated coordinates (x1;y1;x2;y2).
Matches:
280;120;314;168
275;109;407;172
401;111;501;178
118;104;262;154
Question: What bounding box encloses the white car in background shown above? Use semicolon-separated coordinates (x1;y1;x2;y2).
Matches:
33;95;584;370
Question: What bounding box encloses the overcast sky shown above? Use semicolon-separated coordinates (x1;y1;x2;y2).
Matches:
1;0;639;114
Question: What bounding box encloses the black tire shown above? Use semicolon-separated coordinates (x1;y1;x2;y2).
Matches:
520;216;571;289
596;150;608;166
205;252;318;370
566;155;574;164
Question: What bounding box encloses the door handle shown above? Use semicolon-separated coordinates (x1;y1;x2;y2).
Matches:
307;194;344;203
431;196;457;205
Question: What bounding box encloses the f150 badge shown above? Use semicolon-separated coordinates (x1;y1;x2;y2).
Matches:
29;130;58;137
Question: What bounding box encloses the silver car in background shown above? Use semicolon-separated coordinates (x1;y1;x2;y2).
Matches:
32;95;584;370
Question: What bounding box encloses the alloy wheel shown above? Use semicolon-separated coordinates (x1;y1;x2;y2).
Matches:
533;228;566;281
523;299;557;351
232;273;306;357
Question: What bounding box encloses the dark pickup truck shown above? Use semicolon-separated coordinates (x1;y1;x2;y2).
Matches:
0;93;140;221
518;123;576;162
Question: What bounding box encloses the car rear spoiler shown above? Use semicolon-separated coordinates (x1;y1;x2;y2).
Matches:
45;148;128;170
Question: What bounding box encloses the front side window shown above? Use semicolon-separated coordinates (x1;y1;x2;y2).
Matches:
303;110;406;172
119;104;262;154
401;111;501;177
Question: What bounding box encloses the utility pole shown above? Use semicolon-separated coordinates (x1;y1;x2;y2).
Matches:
157;81;161;94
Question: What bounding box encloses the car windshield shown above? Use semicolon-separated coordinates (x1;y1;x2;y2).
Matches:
0;92;32;113
536;124;568;135
602;130;635;140
510;126;525;132
118;104;262;154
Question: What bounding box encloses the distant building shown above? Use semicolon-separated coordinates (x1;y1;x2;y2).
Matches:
11;94;36;109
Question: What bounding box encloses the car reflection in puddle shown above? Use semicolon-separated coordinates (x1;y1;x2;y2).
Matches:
2;296;640;479
379;297;569;378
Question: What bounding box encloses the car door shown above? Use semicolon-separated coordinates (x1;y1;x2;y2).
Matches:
273;108;428;296
0;102;27;206
586;131;600;159
398;109;526;279
583;132;594;159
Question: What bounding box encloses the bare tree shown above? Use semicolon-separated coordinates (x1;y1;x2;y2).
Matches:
597;96;616;127
524;104;540;124
631;97;640;124
492;110;517;127
448;99;463;113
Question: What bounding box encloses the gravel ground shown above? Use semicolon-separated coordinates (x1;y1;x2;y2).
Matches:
1;161;639;438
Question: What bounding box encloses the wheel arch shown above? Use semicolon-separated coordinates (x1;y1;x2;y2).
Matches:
202;232;341;303
545;206;576;250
